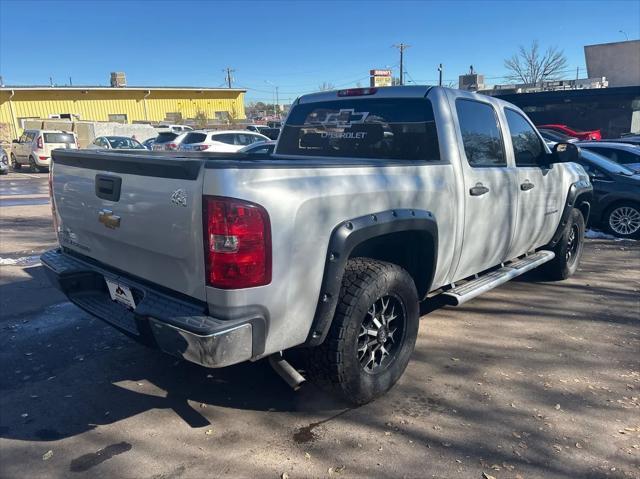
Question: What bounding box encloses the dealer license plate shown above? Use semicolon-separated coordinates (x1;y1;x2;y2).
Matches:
105;279;136;309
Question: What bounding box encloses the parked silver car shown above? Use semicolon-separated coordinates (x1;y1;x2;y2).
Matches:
88;136;146;150
0;146;9;174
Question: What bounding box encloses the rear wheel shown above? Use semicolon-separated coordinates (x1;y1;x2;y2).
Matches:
10;154;21;170
305;258;419;405
605;202;640;239
541;208;585;280
29;156;38;173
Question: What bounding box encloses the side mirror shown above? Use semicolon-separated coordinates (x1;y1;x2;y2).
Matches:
551;142;579;164
12;139;19;143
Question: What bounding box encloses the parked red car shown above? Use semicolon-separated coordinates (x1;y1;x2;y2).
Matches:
537;124;601;141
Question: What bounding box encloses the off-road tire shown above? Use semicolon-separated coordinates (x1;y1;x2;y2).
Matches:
10;154;20;170
604;202;640;239
304;258;419;405
541;208;585;280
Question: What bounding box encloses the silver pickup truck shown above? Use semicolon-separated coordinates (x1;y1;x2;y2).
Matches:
43;86;592;404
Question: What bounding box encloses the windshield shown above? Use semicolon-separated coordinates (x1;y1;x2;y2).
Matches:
44;133;75;144
106;137;144;149
277;98;440;161
580;149;635;175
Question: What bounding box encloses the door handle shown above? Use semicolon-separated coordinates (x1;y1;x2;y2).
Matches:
469;183;490;196
520;181;535;191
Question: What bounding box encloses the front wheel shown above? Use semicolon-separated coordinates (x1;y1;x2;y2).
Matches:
541;208;585;280
305;258;419;405
605;203;640;239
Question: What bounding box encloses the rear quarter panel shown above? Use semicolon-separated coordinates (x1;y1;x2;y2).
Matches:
203;162;458;356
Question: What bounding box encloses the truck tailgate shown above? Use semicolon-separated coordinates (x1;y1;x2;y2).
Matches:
51;150;207;300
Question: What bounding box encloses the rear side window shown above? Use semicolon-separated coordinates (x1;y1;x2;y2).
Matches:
456;99;506;167
182;133;207;144
212;134;236;145
504;108;545;167
44;133;75;143
277;98;440;162
155;132;178;143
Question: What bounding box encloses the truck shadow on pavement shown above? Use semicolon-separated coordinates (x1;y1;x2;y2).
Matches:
0;239;638;479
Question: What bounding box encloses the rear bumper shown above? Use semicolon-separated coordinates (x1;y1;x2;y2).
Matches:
41;249;260;368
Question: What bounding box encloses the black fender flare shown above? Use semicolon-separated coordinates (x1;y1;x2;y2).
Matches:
548;179;593;248
305;208;438;346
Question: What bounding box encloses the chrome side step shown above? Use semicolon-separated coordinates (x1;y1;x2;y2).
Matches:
442;250;555;306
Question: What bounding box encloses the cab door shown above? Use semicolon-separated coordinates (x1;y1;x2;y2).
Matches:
503;108;563;258
448;93;518;281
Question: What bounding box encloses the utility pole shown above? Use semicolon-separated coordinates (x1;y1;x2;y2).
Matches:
265;80;279;118
575;66;579;89
393;43;410;85
223;67;235;88
438;64;443;86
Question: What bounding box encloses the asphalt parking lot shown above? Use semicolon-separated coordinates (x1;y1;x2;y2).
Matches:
0;171;638;479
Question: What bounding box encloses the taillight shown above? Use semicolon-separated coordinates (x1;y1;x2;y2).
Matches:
196;145;209;151
203;196;271;289
337;87;378;97
37;136;43;149
166;143;178;150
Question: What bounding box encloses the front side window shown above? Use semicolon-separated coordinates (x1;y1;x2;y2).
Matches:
504;108;546;167
456;99;506;167
277;98;440;162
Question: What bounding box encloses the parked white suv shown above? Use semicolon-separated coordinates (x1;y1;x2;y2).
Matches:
11;130;77;172
151;131;188;151
178;130;269;152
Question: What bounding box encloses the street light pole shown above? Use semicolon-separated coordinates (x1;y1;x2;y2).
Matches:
619;30;629;41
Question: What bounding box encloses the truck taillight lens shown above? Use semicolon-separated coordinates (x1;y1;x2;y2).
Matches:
37;136;43;149
203;196;271;289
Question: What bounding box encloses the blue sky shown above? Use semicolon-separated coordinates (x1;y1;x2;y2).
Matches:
1;0;638;103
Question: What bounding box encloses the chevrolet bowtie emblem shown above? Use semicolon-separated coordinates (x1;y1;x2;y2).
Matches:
98;209;121;229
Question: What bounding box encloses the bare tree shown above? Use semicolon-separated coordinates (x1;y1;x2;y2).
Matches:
318;81;335;91
504;41;568;85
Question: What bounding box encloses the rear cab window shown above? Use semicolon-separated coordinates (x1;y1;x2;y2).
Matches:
277;98;440;162
455;99;506;167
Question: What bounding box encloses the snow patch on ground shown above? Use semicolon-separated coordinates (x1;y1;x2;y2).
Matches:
585;229;635;241
0;255;41;266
